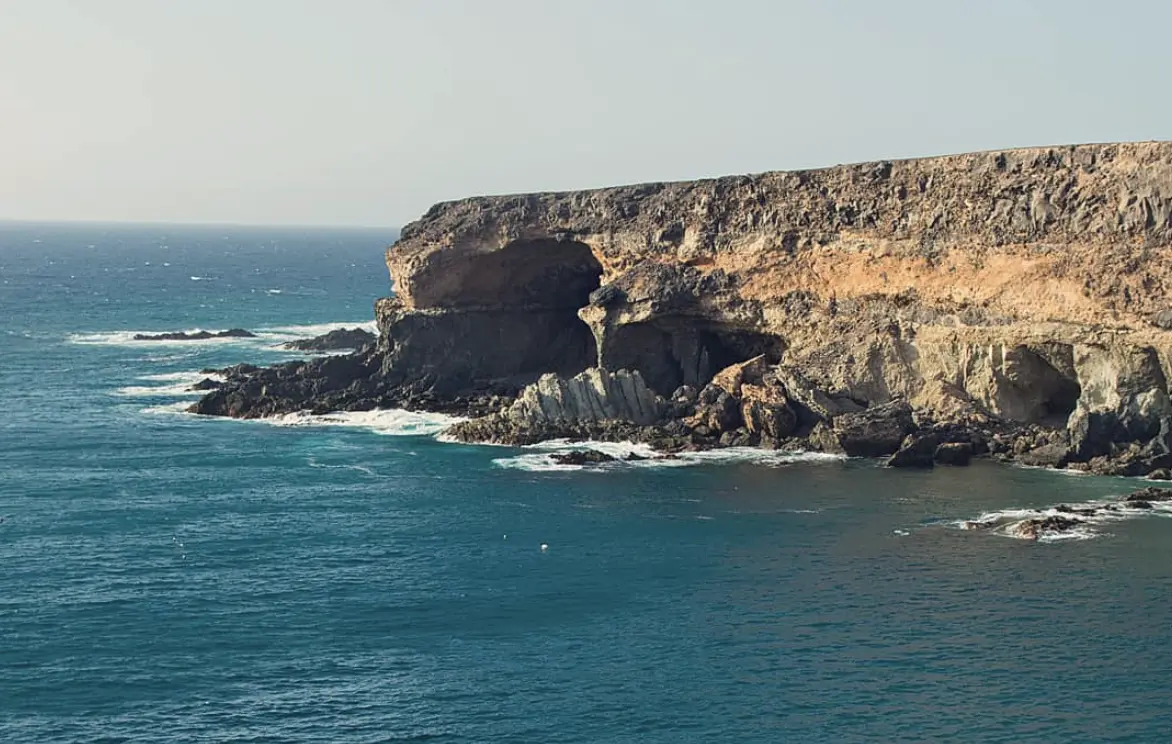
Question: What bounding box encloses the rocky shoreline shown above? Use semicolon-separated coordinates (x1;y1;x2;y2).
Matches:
189;142;1172;481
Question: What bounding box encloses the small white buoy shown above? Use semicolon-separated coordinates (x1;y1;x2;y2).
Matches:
503;534;508;540
540;543;549;552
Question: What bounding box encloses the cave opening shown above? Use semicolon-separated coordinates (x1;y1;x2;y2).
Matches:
468;238;602;380
601;320;785;396
1003;344;1082;427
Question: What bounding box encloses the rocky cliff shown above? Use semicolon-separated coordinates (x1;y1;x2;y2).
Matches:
195;142;1172;476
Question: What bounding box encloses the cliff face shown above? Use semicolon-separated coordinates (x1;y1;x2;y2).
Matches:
376;142;1172;469
194;142;1172;476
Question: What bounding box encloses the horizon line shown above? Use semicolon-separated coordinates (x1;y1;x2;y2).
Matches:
0;217;400;231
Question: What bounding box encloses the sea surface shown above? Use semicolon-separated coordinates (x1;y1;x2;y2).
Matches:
4;223;1172;743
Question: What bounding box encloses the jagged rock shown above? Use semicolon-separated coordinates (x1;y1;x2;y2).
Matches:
1017;443;1072;468
710;355;770;396
189;378;222;391
1054;504;1099;517
684;384;743;434
934;442;974;466
283;327;376;351
444;369;664;445
813;400;916;457
550;450;616;466
1005;516;1084;541
772;367;865;426
135;328;255;341
1124;486;1172;503
1148;468;1172;481
887;433;940;468
509;368;663;426
740;383;798;440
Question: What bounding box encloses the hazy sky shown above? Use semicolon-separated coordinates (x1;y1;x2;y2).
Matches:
2;0;1169;227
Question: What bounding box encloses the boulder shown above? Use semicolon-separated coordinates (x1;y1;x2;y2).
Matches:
1124;486;1172;503
709;355;770;396
1005;516;1084;541
1017;443;1071;468
740;383;798;440
934;441;974;466
550;450;616;466
686;385;743;434
815;400;916;457
887;433;940;468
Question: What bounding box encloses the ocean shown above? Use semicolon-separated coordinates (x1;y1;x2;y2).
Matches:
3;222;1172;743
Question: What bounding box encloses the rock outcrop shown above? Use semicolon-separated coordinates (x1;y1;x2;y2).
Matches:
283;327;376;352
135;328;255;341
194;141;1172;475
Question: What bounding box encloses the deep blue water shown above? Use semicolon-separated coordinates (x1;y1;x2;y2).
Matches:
4;223;1172;743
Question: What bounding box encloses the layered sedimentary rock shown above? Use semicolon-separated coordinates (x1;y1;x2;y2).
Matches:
196;141;1172;475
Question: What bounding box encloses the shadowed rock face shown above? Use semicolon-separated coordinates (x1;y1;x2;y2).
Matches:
197;142;1172;474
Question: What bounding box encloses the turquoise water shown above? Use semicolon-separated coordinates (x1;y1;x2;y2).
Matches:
4;223;1172;742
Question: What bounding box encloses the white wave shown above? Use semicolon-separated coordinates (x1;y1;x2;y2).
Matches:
955;489;1172;542
491;441;845;473
255;320;378;343
67;319;377;349
265;408;463;437
68;329;258;347
114;383;206;398
137;371;220;383
190;275;208;281
114;370;225;397
266;289;283;295
140;401;193;415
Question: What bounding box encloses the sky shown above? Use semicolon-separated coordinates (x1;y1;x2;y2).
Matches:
1;0;1170;227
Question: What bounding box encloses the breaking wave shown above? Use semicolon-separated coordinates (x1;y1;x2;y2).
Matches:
954;489;1172;542
491;440;845;473
114;371;224;398
263;409;463;437
68;320;377;351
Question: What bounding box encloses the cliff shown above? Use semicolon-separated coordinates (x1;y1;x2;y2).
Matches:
195;142;1172;477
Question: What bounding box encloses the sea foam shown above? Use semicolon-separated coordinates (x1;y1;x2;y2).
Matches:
956;493;1172;542
491;439;845;473
264;408;464;437
68;319;377;351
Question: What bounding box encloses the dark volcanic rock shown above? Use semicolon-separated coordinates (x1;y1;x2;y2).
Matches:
1007;515;1085;541
934;441;974;466
887;433;940;468
283;327;377;352
1124;486;1172;503
190;377;222;391
1017;443;1072;469
815;400;915;457
549;450;616;466
135;328;255;341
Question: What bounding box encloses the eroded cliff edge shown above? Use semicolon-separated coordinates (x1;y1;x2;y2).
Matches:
194;142;1172;476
